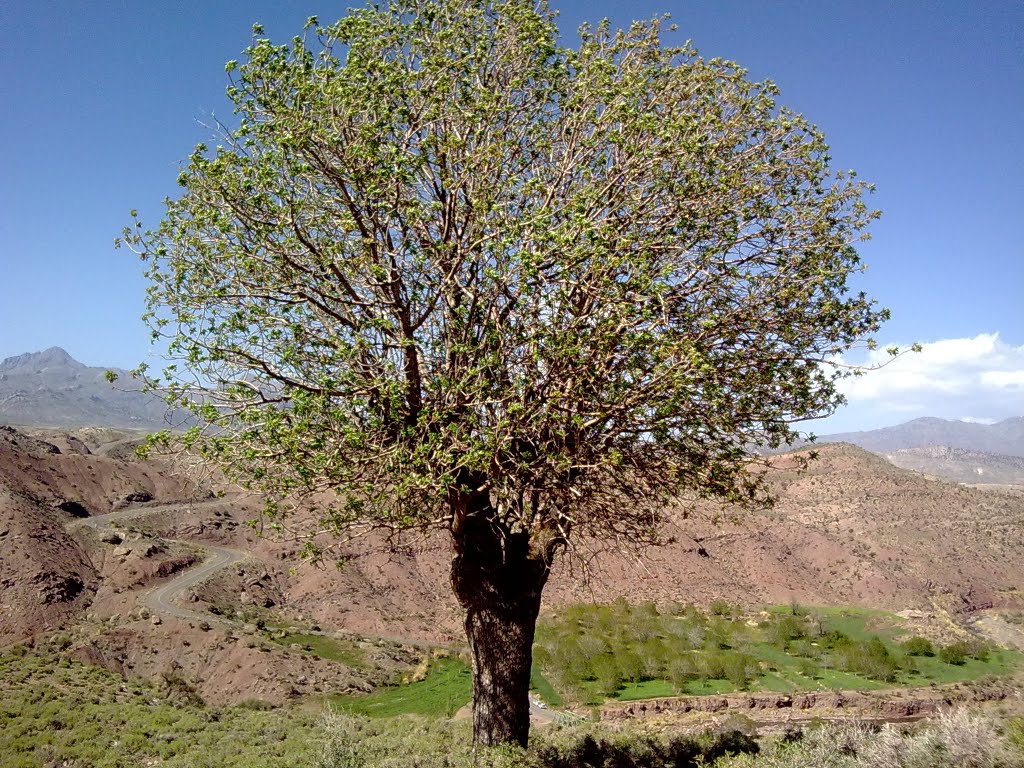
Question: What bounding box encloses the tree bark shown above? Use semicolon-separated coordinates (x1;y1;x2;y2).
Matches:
450;493;551;748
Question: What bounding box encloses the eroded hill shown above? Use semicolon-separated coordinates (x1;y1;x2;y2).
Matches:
2;426;1022;705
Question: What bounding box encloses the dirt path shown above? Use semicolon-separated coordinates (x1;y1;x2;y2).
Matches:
72;501;249;625
71;501;463;648
141;540;246;621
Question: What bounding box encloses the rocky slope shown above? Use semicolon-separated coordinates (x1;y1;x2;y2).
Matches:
0;424;199;642
123;443;1024;645
0;425;394;704
2;425;1022;703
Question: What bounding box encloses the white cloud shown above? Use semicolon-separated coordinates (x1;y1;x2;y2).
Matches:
981;370;1024;388
822;333;1024;431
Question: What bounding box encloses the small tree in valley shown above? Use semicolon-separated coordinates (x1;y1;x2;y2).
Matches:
121;0;892;747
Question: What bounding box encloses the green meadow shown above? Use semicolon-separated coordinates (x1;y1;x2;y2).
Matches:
325;601;1022;715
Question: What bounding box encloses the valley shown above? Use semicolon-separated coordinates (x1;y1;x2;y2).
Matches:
2;420;1023;709
2;361;1023;764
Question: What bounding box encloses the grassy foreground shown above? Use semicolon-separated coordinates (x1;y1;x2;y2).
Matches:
0;651;320;767
2;649;1023;768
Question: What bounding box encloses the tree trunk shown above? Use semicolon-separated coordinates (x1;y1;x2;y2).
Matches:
450;494;552;748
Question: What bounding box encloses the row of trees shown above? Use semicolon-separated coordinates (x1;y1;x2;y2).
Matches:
531;603;993;698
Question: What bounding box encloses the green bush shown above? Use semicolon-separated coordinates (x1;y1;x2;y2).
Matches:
939;643;968;665
710;600;736;617
797;659;820;680
835;637;900;682
590;655;622;696
902;636;935;656
766;615;806;648
668;654;700;692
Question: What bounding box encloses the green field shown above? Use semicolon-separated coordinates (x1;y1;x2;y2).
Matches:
331;656;473;718
267;630;369;668
532;600;1024;705
330;658;569;717
331;601;1024;713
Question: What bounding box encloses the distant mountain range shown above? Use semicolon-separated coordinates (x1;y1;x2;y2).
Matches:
2;347;1022;485
820;416;1024;459
0;347;178;430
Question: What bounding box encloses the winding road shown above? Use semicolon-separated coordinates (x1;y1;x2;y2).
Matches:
72;501;248;625
71;500;567;723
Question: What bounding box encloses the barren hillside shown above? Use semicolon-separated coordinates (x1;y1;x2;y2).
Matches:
110;442;1024;643
2;426;1022;703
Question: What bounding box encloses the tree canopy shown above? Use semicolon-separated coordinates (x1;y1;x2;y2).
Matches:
122;0;890;747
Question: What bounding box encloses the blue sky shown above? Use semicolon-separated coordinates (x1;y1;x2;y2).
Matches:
1;1;1021;433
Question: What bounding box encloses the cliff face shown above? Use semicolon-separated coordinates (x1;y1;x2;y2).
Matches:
0;486;96;642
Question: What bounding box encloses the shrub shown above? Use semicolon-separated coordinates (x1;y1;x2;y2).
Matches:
835;637;900;682
1008;716;1024;755
797;659;821;680
767;615;805;648
533;729;759;768
715;709;1024;768
939;643;967;666
590;655;622;696
615;649;645;683
637;639;667;680
710;600;735;617
668;654;700;692
722;653;758;691
902;636;935;657
903;708;1020;768
939;638;992;666
819;629;852;650
235;698;275;711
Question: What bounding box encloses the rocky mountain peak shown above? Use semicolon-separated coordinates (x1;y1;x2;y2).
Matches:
0;347;81;373
0;347;186;429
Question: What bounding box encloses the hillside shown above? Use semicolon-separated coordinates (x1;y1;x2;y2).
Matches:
883;445;1024;485
0;347;180;429
0;426;389;704
2;423;1022;706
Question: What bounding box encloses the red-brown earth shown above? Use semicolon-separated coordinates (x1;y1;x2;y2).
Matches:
2;424;1022;704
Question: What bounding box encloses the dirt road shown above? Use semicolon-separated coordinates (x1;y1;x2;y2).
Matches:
73;501;247;624
72;500;574;722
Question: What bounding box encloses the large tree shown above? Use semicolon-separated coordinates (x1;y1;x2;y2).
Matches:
122;0;890;747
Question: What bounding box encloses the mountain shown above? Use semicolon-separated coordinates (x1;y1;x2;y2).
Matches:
0;347;178;429
882;445;1024;485
820;416;1024;458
